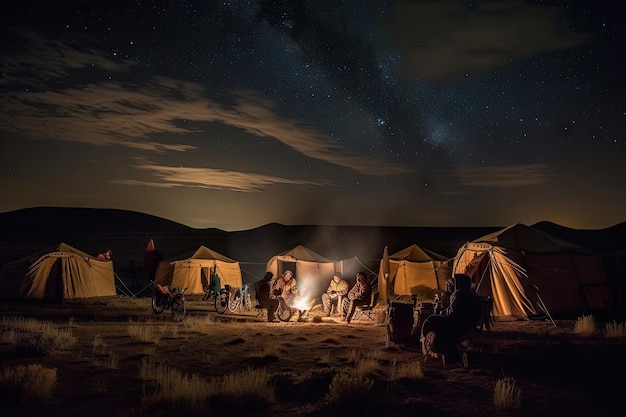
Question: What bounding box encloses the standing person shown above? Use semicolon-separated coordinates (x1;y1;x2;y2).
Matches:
322;272;349;316
343;271;371;323
255;272;280;322
143;239;163;282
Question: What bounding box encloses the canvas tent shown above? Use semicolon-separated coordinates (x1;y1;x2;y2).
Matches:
0;242;116;301
266;245;365;307
453;223;611;319
154;245;242;295
378;244;452;303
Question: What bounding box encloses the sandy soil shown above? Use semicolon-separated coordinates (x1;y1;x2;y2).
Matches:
0;295;623;417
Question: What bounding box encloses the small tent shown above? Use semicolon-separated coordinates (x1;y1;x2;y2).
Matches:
154;246;242;295
453;223;611;319
266;245;364;307
378;244;452;302
0;242;116;301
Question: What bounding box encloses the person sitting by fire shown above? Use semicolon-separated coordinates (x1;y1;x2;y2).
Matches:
322;272;349;317
342;271;371;323
271;270;298;308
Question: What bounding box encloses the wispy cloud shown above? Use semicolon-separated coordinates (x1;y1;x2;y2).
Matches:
455;164;556;187
116;163;334;192
0;31;411;176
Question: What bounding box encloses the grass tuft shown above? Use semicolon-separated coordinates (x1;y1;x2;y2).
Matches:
0;364;57;404
573;314;597;336
493;377;521;411
604;321;626;341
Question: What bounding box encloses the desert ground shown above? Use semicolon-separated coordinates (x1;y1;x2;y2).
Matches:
1;294;624;417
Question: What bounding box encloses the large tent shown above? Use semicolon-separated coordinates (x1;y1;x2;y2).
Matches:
0;242;116;301
266;245;365;308
377;244;452;303
154;245;242;295
453;223;611;319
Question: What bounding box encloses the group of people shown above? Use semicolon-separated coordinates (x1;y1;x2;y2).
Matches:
255;270;372;323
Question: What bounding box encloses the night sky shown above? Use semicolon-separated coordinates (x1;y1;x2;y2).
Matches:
1;0;624;231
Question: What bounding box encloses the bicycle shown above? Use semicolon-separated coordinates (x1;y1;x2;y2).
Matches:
151;283;187;322
202;281;231;314
227;284;252;314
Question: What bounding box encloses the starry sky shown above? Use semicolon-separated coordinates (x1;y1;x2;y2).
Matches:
1;0;624;231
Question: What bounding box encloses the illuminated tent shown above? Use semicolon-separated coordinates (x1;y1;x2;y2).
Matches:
453;223;611;319
266;245;364;306
0;242;116;301
378;244;452;301
154;245;242;294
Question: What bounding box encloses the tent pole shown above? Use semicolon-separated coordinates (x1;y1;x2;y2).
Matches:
475;255;491;291
536;293;557;327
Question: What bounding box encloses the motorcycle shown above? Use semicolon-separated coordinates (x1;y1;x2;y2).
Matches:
151;283;187;322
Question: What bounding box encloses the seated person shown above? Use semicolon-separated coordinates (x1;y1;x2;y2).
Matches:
322;272;349;316
271;270;298;308
342;271;371;323
255;271;280;322
421;273;482;358
433;276;455;315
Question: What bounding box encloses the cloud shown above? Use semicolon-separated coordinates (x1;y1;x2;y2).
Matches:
380;0;591;83
0;31;411;176
116;163;334;192
455;163;556;187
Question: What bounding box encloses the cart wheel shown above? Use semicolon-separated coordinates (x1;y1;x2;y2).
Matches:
151;295;165;314
228;290;242;313
277;305;292;322
215;290;229;314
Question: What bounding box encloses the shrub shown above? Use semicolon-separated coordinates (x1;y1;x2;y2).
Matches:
0;364;57;404
325;372;374;407
573;314;597;336
493;377;521;411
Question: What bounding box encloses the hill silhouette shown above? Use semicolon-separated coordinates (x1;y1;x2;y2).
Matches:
1;207;624;284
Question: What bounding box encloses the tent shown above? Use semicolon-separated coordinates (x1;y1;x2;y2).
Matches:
266;245;365;308
378;244;452;303
154;245;242;295
0;242;116;301
453;223;611;319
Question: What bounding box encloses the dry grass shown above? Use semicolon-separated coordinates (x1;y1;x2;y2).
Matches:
604;321;626;341
0;300;622;417
127;323;166;343
573;314;597;336
493;377;522;411
389;360;424;381
140;358;274;415
0;316;76;354
325;372;375;407
0;364;58;404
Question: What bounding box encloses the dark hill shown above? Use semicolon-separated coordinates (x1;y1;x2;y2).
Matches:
532;221;626;252
0;207;200;236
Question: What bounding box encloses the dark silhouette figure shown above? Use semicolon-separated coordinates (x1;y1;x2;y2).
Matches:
255;272;280;322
